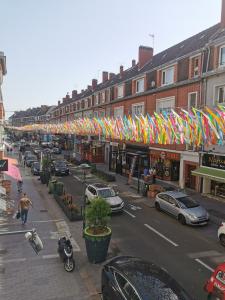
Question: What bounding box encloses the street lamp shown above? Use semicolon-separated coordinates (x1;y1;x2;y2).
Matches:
79;164;91;233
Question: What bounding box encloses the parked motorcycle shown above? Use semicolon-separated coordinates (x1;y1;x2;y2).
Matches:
57;236;75;272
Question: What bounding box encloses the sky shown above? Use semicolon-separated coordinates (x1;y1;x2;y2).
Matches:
0;0;222;119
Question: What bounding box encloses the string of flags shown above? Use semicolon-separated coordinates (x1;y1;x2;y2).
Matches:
8;106;225;146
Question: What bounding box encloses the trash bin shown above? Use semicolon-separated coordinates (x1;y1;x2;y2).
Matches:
48;180;57;194
141;183;148;197
55;182;64;196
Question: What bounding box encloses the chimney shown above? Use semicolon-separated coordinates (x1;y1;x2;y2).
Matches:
62;98;66;103
58;100;60;106
92;79;98;90
138;46;153;69
102;71;108;83
132;59;136;67
120;65;124;77
87;85;92;90
109;73;115;80
81;89;84;93
66;93;70;99
72;90;77;99
221;0;225;28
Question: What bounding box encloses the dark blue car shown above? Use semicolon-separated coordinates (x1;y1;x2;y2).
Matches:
101;256;192;300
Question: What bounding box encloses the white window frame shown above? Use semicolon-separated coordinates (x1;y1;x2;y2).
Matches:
161;66;174;86
94;94;99;105
219;45;225;67
114;106;124;118
117;85;124;98
156;96;175;113
101;91;105;103
85;99;88;109
136;77;145;93
188;92;198;109
132;102;144;118
214;85;225;104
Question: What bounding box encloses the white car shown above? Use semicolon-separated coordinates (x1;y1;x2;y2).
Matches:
85;183;124;213
218;222;225;246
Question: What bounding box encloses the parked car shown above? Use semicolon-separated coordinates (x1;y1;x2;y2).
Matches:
218;222;225;247
24;151;32;160
102;256;192;300
204;262;225;299
51;160;69;176
155;191;209;226
52;147;61;154
31;162;40;175
85;183;124;213
26;155;38;167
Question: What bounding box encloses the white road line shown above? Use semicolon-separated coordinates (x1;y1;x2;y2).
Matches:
42;254;59;259
195;258;214;272
73;175;81;182
144;224;179;247
0;219;65;226
3;258;26;263
124;210;136;218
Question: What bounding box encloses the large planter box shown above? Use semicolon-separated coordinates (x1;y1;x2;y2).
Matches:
84;226;111;264
54;194;83;222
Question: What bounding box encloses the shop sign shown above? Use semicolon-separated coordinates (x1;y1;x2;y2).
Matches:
160;152;166;159
0;159;8;171
202;154;225;170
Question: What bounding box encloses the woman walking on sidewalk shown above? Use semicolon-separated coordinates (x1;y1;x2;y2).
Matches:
18;193;33;225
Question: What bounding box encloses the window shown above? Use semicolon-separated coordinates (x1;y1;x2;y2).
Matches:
136;78;145;93
156;97;175;113
215;85;225;104
132;102;144;118
99;110;105;118
188;92;197;109
162;67;174;85
95;95;98;105
220;46;225;66
193;58;199;77
114;106;124;118
101;91;105;103
117;85;124;98
93;111;98;118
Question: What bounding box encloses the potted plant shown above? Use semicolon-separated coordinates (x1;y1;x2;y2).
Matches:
84;197;112;264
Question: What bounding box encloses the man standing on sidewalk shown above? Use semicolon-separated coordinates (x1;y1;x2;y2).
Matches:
18;193;33;225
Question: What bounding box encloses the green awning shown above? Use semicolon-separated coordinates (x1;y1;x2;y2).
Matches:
192;166;225;183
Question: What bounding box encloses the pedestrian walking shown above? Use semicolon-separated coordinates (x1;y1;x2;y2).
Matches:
18;193;33;225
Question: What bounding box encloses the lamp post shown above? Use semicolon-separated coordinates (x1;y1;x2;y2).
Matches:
80;164;91;234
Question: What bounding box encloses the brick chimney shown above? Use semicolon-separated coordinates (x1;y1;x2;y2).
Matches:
120;65;124;77
102;71;108;83
92;79;98;90
138;46;153;69
66;93;70;100
58;100;60;106
109;73;115;80
87;85;92;90
221;0;225;28
72;90;77;99
132;59;136;67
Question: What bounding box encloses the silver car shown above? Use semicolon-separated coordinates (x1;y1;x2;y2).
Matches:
155;191;209;226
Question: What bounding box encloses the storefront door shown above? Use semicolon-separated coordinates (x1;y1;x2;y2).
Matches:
171;161;180;181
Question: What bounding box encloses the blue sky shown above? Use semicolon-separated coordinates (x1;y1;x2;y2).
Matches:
0;0;221;119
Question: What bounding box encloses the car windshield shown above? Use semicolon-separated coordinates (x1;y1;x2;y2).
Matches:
27;156;36;160
55;161;66;167
33;162;40;167
177;197;198;208
98;188;116;198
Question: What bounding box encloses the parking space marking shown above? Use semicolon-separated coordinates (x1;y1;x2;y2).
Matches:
124;210;136;218
73;175;81;182
144;224;179;247
188;250;222;259
195;259;214;272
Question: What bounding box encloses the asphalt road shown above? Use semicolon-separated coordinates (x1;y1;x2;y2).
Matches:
59;165;225;300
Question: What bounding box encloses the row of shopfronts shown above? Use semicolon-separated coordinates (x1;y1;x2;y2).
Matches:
73;134;225;199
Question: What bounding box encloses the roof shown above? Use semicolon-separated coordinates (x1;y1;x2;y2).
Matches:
105;256;191;300
92;183;108;189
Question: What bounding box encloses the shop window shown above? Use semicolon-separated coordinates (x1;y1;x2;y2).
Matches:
156;97;175;113
188;92;197;109
132;102;144;118
114;106;124;118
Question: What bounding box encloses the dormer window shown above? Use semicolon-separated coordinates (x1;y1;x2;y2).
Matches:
117;85;123;98
162;66;174;85
219;46;225;66
136;78;144;93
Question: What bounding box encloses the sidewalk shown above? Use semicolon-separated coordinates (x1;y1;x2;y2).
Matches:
94;163;225;226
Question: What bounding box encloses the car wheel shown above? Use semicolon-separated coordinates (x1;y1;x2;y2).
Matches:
155;202;161;211
178;214;186;225
219;234;225;247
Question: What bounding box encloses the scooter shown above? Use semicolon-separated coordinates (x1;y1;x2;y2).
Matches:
57;236;75;272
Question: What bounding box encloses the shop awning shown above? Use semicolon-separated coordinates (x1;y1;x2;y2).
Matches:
192;167;225;183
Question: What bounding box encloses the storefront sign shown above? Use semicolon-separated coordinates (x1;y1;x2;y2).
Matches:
160;152;166;159
202;154;225;170
150;150;180;161
0;159;8;171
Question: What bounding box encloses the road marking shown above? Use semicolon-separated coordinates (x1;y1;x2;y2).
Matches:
129;204;142;211
124;210;136;218
188;250;222;259
42;254;59;259
144;224;179;247
2;258;26;263
195;259;214;272
0;219;65;226
73;175;81;182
